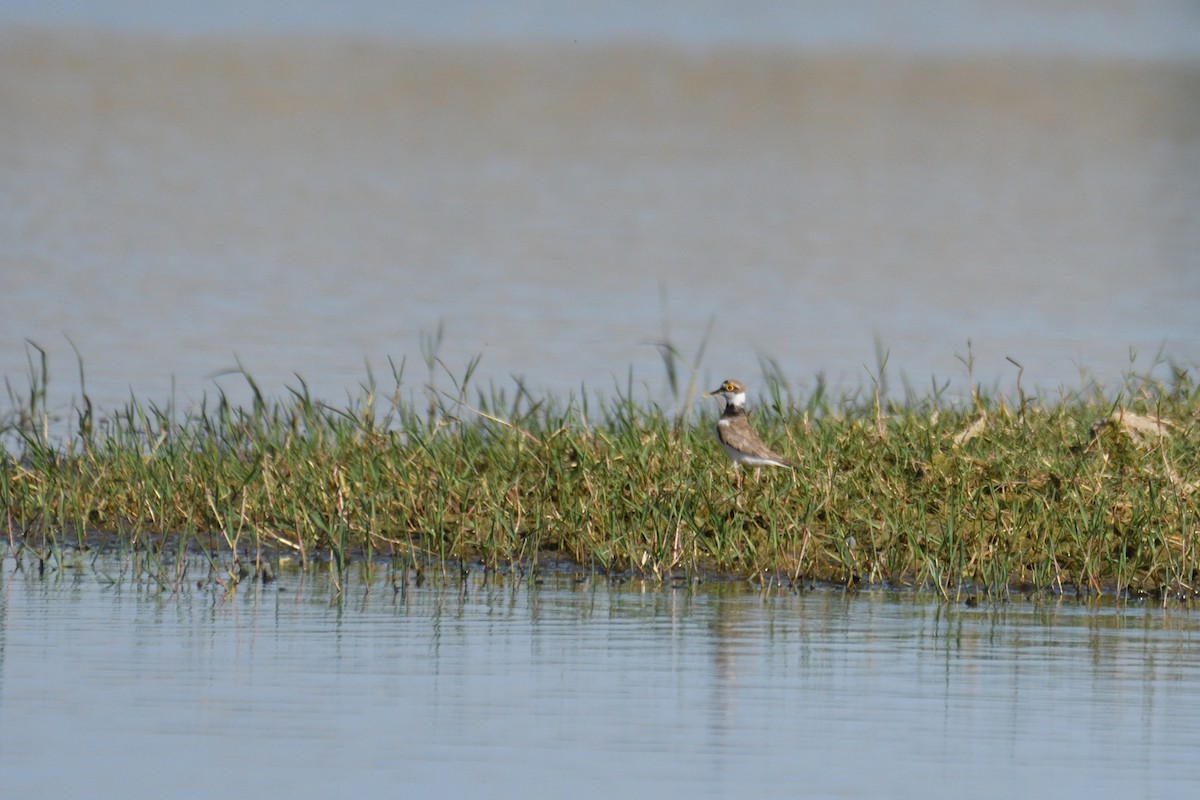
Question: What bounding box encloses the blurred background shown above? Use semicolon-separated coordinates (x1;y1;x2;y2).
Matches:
2;1;1199;413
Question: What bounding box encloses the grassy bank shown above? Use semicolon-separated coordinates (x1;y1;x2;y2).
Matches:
3;347;1198;601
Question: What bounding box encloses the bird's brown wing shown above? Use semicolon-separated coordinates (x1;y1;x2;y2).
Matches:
718;416;792;463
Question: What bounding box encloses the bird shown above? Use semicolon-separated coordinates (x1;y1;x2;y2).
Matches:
705;379;795;475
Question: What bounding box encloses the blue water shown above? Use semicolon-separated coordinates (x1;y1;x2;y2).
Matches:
3;0;1198;58
2;555;1199;799
4;6;1198;797
2;3;1198;414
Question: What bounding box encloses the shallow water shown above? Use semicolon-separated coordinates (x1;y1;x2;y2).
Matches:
2;2;1199;415
2;554;1199;799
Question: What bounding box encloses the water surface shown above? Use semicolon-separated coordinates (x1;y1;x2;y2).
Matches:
2;555;1199;798
2;2;1198;412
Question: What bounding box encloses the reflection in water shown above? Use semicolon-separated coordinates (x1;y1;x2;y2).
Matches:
1;556;1198;798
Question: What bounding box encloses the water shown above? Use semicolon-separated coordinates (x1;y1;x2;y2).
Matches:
4;11;1198;795
2;554;1199;799
2;2;1199;416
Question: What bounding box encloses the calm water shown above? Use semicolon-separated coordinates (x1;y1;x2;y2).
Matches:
2;554;1199;798
2;2;1199;415
4;9;1199;797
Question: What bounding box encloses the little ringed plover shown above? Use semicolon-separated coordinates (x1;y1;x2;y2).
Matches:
705;379;794;470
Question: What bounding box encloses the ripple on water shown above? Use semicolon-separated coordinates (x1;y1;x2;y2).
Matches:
2;557;1199;798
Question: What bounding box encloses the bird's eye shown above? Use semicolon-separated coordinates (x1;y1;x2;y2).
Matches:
724;382;735;391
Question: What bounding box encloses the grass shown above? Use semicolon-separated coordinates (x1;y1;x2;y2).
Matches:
2;341;1199;602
